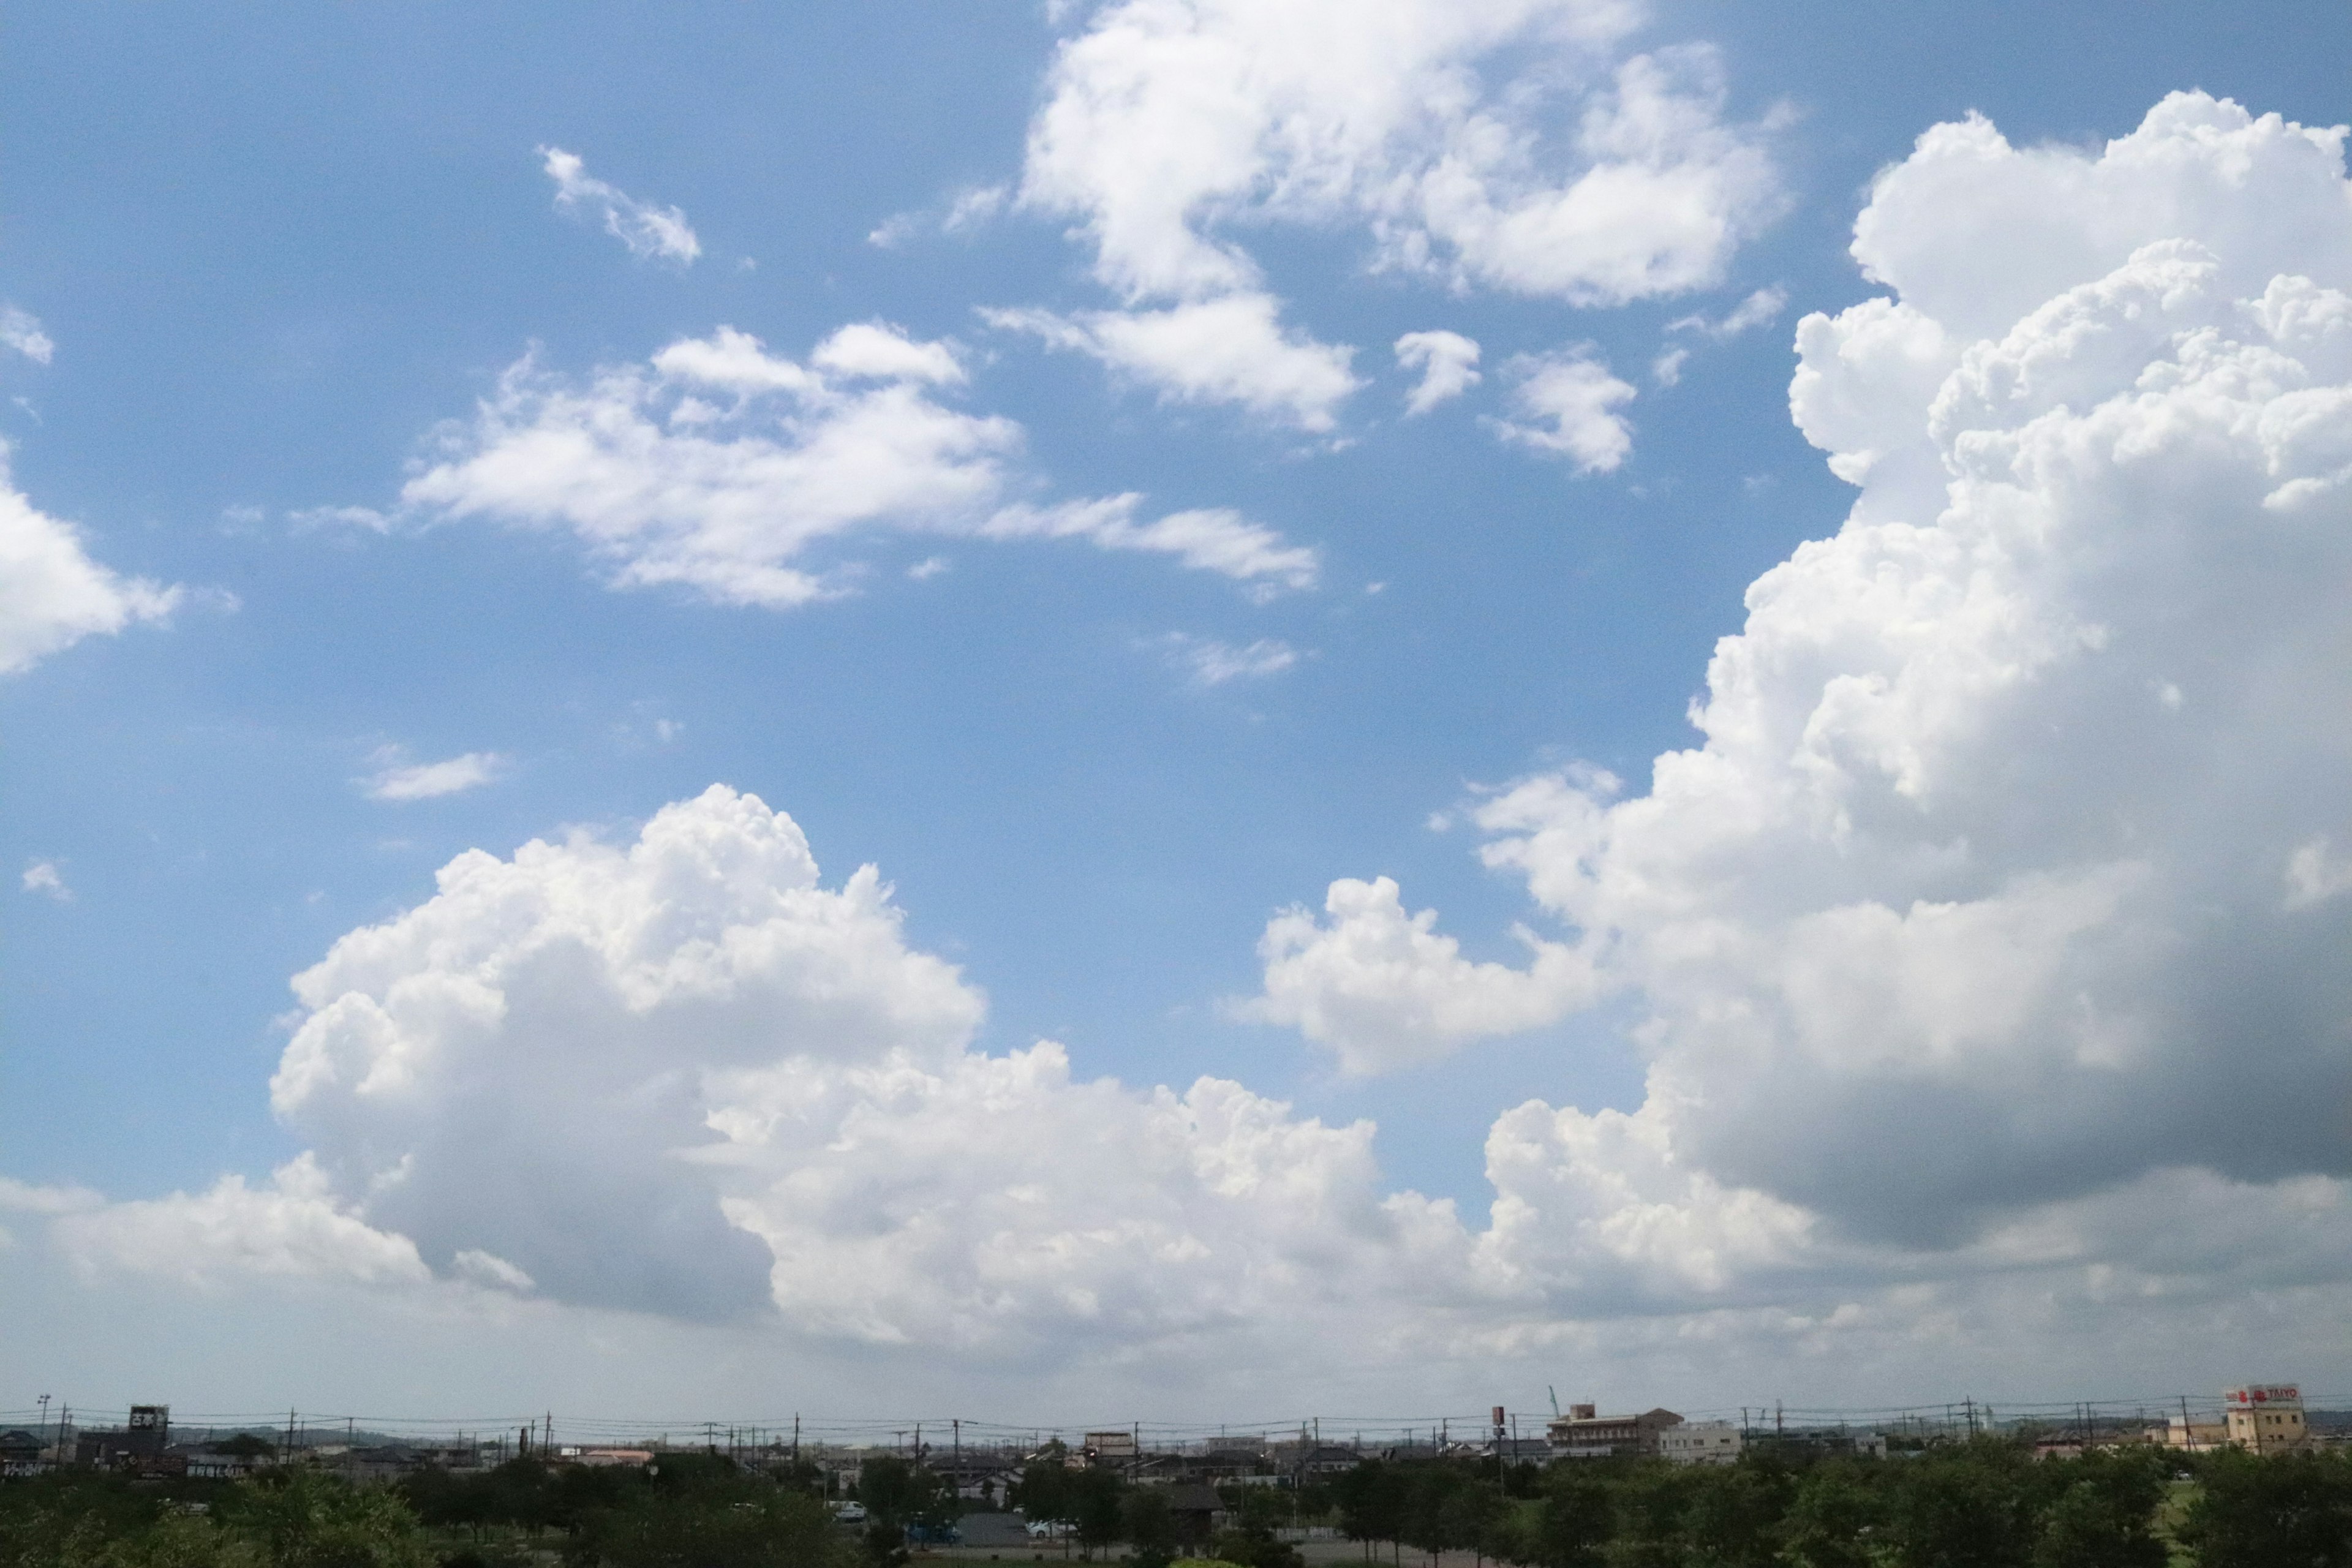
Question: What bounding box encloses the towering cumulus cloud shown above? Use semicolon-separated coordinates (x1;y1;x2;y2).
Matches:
1257;94;2352;1302
61;788;1454;1361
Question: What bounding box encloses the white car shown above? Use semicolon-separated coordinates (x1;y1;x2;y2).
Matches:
1025;1520;1071;1538
831;1502;868;1524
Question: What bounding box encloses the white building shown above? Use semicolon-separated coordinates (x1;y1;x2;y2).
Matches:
1657;1422;1744;1466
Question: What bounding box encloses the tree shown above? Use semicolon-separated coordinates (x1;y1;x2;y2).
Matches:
1121;1489;1177;1568
1526;1469;1615;1568
1781;1462;1886;1568
2176;1450;2352;1568
225;1470;429;1568
1068;1471;1126;1561
565;1485;847;1568
2031;1450;2166;1568
1882;1441;2046;1568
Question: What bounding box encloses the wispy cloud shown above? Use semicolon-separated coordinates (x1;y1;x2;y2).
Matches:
1667;285;1788;341
539;147;701;265
361;749;509;803
21;860;69;900
1;307;55;365
1153;633;1300;687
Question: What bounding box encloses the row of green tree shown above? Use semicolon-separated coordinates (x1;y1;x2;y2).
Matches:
1321;1442;2352;1568
6;1439;2350;1568
0;1454;855;1568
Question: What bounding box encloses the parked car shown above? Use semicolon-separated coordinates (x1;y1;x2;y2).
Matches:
1025;1519;1071;1539
830;1502;867;1524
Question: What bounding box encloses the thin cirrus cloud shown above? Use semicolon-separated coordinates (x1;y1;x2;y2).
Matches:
539;146;702;265
982;0;1784;433
361;749;510;803
399;322;1318;606
1248;88;2352;1310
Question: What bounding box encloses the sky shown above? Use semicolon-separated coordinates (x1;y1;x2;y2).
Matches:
3;0;2350;1431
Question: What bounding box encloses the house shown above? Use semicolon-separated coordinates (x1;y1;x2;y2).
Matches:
1546;1404;1684;1460
1657;1422;1743;1467
1292;1444;1364;1480
1164;1483;1227;1547
0;1431;45;1477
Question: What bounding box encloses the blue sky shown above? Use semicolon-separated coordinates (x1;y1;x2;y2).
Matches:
5;2;2351;1420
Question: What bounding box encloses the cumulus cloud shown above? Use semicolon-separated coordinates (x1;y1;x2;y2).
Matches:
1253;93;2352;1294
1490;349;1637;471
983;295;1360;432
1394;330;1482;415
21;861;69;900
48;786;1461;1348
402;324;1316;605
986;1;1779;433
1020;2;1780;306
540;146;703;265
2;306;55;364
0;454;183;676
361;749;510;803
27;91;2352;1400
1244;875;1601;1072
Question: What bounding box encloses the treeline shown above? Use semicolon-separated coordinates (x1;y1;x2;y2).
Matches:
0;1453;852;1568
1319;1442;2352;1568
4;1440;2350;1568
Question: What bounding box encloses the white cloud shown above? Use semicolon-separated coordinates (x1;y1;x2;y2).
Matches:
1155;633;1300;685
1020;2;1780;307
26;91;2352;1403
58;1156;432;1290
984;295;1360;432
1490;349;1636;472
21;861;69;900
1393;330;1482;415
361;750;510;803
1252;92;2352;1295
1;306;55;365
52;786;1453;1348
1667;284;1787;340
978;497;1318;593
1649;346;1688;386
987;1;1779;434
1243;875;1601;1072
403;325;1315;604
0;453;183;676
540;146;703;265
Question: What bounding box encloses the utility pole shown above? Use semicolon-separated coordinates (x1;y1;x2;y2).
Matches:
793;1414;800;1462
36;1396;49;1462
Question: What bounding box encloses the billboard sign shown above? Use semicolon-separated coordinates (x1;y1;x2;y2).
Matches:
2223;1385;2301;1406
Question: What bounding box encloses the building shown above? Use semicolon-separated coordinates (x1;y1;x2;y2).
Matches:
2223;1386;2309;1454
1083;1431;1138;1466
2155;1417;2229;1452
0;1431;44;1477
1657;1422;1744;1467
1292;1444;1365;1480
1547;1404;1684;1460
